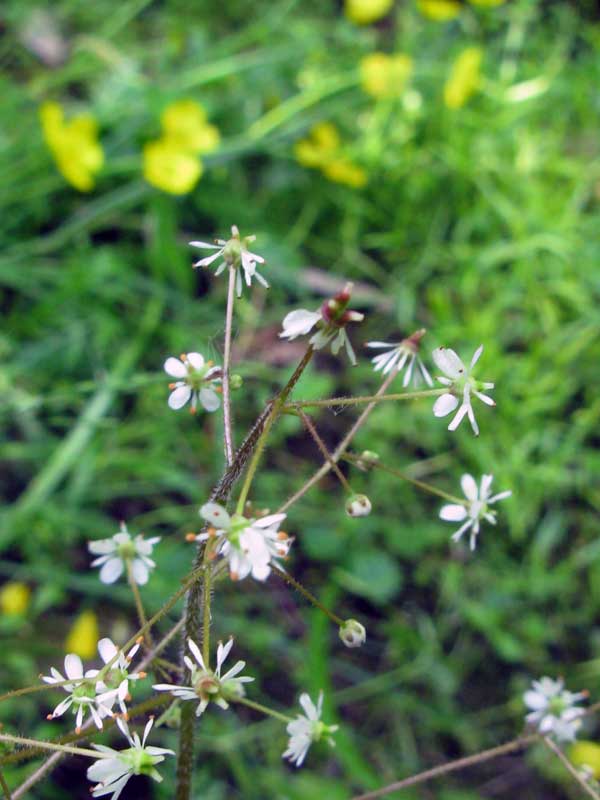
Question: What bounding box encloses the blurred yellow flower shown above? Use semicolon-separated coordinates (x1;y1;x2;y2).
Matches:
323;159;368;188
294;123;367;188
345;0;394;25
469;0;505;6
417;0;461;20
360;52;413;99
568;741;600;778
160;99;220;154
65;610;99;659
444;47;483;109
40;101;104;192
0;582;30;616
294;122;340;168
143;137;203;195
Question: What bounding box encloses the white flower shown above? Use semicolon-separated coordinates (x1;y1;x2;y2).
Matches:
89;638;146;717
87;716;173;800
440;473;511;550
279;283;364;365
190;224;268;297
196;502;293;582
42;654;115;732
339;619;366;648
367;329;433;387
163;351;221;413
282;692;338;768
524;677;587;742
88;522;160;585
153;637;253;717
432;345;495;436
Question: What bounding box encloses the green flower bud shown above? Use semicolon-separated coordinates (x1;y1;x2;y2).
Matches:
230;374;243;390
345;493;372;518
339;619;366;648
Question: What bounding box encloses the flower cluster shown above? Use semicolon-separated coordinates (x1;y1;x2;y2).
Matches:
89;522;160;585
40;101;104;192
42;638;144;732
280;282;364;365
194;503;292;582
360;52;413;99
294;122;367;188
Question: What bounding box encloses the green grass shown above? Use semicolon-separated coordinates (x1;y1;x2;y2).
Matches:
2;1;600;797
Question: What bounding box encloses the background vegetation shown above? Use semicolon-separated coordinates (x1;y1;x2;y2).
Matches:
1;0;600;797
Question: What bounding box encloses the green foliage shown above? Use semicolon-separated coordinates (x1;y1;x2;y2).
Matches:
1;0;599;797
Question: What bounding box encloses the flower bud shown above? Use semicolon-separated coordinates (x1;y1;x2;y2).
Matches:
345;493;372;517
230;374;243;390
339;619;366;648
355;451;379;471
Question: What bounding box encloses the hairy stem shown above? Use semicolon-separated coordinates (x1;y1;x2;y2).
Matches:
271;564;344;626
297;407;352;494
0;734;100;760
222;266;236;466
350;735;537;799
285;387;443;410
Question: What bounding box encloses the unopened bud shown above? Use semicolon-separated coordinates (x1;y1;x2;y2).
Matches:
355;450;379;471
230;374;243;390
345;493;372;517
339;619;366;648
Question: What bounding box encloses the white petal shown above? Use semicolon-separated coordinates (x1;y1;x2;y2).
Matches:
433;393;459;418
216;638;234;673
131;559;149;585
253;513;286;529
447;403;470;432
199;387;220;412
200;502;231;529
489;490;512;503
98;638;118;664
189;240;221;250
280;309;321;340
186;352;205;370
99;558;124;584
194;251;225;269
461;474;478;502
473;391;496;407
432;347;465;379
88;538;116;555
299;693;319;721
524;690;547;710
470;345;484;370
187;638;206;670
168;385;191;410
440;504;468;522
164;357;187;378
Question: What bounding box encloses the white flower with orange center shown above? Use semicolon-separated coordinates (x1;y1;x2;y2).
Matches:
42;654;115;733
164;351;221;413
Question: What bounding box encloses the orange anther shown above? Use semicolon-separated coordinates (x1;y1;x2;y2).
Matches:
136;636;144;644
207;527;217;538
180;353;187;361
277;531;289;540
231;571;239;581
185;533;197;542
138;671;147;679
190;407;197;415
169;382;177;389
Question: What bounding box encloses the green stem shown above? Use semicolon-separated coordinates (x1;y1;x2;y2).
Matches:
0;678;82;706
271;564;344;626
202;557;212;667
236;347;314;514
285;388;444;410
232;695;292;724
127;559;153;648
296;407;353;494
343;454;466;505
0;767;11;800
0;734;101;760
222;266;237;467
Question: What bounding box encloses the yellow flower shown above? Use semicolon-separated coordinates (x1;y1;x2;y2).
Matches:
160;99;220;154
143;137;203;195
417;0;461;21
294;122;341;168
360;53;413;99
568;741;600;778
40;101;104;192
345;0;394;25
0;582;30;616
65;610;99;659
468;0;505;6
323;159;368;188
444;47;483;109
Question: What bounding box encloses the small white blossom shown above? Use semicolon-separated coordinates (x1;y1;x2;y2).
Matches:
196;502;293;582
164;351;221;413
279;283;364;365
339;619;366;648
87;716;173;800
440;474;511;550
88;522;160;585
283;692;338;768
432;345;495;436
153;637;253;717
89;638;146;717
42;654;115;732
367;329;433;387
524;677;587;742
190;225;267;297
